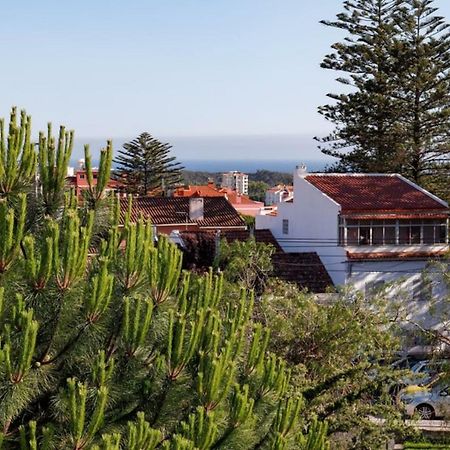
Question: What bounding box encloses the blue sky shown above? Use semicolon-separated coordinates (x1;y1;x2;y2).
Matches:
2;0;450;163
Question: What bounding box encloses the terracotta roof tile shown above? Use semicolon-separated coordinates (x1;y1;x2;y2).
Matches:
305;174;448;213
272;252;334;293
120;197;245;228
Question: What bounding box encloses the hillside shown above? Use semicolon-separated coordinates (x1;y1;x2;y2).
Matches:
182;169;292;187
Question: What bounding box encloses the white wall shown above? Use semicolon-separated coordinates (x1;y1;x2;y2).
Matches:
256;167;347;285
349;259;450;332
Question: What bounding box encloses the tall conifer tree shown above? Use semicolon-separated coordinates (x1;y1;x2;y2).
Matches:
395;0;450;187
318;0;450;198
114;133;184;196
317;0;406;173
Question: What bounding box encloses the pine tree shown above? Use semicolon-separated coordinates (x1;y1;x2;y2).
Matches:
318;0;450;196
394;0;450;186
0;108;328;449
317;0;406;173
114;133;184;196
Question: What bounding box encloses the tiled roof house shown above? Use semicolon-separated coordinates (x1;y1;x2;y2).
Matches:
256;167;449;333
119;197;246;234
175;229;333;293
174;181;264;217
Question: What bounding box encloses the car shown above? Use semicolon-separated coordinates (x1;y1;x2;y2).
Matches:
402;359;449;386
398;380;450;420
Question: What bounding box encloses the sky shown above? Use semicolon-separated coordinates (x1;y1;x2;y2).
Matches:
2;0;450;165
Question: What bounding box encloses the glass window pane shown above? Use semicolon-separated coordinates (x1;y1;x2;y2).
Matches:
399;226;410;244
347;228;358;245
423;226;434;244
437;225;447;243
359;227;370;245
384;227;396;245
410;226;421;244
372;227;384;245
371;220;384;227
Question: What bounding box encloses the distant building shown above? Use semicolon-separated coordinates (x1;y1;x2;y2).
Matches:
174;181;263;217
67;159;122;197
265;185;293;206
221;171;249;195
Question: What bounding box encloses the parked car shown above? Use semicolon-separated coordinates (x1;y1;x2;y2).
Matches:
398;379;450;420
402;359;449;386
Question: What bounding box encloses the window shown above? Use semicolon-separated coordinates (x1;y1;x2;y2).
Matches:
79;174;85;179
339;217;448;246
282;219;289;235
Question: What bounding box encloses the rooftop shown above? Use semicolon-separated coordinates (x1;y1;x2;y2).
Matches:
272;252;334;293
120;197;245;228
304;174;448;213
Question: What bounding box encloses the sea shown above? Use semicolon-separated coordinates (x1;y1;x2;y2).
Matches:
180;159;327;173
70;135;333;174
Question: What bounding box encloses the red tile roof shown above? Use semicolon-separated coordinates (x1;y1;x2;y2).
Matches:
174;184;224;198
305;174;448;213
272;253;334;293
178;230;332;292
120;197;245;228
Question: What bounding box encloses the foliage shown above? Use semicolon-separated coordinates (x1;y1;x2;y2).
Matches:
249;170;292;187
181;170;292;194
248;180;269;203
216;238;275;295
0;107;36;200
182;171;221;186
180;232;216;271
317;0;450;193
0;107;328;449
256;281;410;448
115;132;184;195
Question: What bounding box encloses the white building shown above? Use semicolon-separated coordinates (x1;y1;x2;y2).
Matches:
221;171;249;195
265;185;294;206
256;165;450;335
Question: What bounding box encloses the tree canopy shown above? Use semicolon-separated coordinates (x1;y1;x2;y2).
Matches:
114;133;184;196
0;107;328;449
317;0;450;200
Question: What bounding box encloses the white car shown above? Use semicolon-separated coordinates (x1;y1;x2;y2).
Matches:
399;384;450;419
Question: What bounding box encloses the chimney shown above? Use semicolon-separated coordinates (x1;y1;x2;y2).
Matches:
189;198;204;221
296;163;307;177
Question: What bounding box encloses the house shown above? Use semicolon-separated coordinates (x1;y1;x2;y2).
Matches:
174;229;333;293
174;181;264;217
265;185;294;206
67;161;122;197
221;171;249;195
256;165;450;334
119;196;246;234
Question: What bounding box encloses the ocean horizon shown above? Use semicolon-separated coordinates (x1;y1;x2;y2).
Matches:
180;159;328;173
70;135;335;174
70;158;329;174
